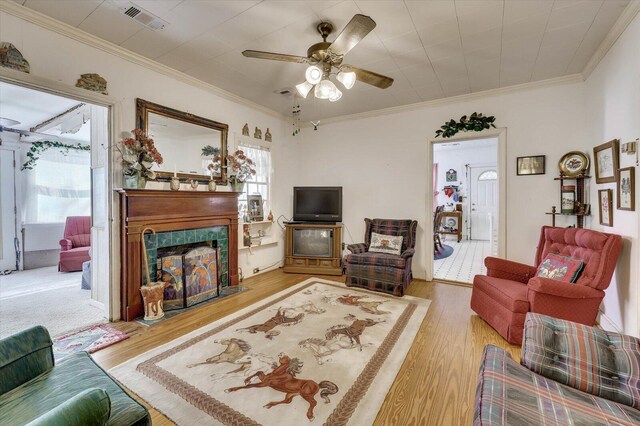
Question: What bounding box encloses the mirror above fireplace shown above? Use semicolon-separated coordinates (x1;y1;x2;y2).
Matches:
136;98;228;184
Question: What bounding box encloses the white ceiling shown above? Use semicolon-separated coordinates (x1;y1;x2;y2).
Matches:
0;82;90;142
12;0;632;120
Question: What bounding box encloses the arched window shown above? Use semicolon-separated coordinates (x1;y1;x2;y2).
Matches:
478;170;497;181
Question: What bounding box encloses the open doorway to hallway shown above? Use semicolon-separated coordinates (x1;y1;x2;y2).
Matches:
0;81;110;338
432;138;499;283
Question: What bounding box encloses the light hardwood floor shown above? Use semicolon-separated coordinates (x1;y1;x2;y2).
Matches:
95;270;521;425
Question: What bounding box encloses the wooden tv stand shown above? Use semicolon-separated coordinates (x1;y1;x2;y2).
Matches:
284;223;342;275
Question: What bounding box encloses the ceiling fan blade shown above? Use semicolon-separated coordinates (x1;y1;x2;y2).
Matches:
242;50;308;64
342;65;394;89
328;14;376;57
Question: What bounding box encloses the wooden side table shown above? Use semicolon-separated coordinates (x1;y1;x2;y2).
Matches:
440;211;462;242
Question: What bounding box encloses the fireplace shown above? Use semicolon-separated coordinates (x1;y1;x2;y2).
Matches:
119;189;240;321
144;231;227;310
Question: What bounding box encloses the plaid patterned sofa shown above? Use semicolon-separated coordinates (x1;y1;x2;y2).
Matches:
344;218;418;296
475;313;640;425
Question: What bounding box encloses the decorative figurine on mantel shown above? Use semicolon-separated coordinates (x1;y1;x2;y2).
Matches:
242;123;250;136
254;127;262;139
190;179;199;191
265;128;272;142
208;174;217;191
267;210;274;222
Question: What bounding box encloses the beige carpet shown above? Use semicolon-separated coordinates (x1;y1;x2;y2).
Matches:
111;278;430;425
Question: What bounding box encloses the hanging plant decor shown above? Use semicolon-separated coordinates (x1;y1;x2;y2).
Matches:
435;112;496;138
21;140;90;170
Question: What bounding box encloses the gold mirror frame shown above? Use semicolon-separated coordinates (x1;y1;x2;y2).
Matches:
136;98;228;184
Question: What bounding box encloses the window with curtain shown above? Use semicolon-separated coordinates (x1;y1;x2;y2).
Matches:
23;146;91;223
237;144;271;217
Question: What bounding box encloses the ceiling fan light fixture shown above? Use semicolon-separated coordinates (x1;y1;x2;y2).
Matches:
329;88;343;102
295;81;313;98
314;79;337;100
305;65;323;85
337;71;356;89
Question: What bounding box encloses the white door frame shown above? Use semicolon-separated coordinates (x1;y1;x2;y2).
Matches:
0;67;122;320
425;128;507;281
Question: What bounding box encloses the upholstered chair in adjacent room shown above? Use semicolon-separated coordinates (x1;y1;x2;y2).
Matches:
344;218;418;296
471;226;622;345
58;216;91;272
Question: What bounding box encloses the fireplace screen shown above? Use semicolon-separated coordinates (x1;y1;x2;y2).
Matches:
158;244;219;310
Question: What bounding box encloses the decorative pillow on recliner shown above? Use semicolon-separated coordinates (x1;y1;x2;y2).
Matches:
536;253;584;283
369;232;403;255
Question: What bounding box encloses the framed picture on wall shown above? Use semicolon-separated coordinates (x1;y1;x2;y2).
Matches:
593;139;620;183
617;167;635;211
516;155;545;175
446;169;457;182
598;189;613;226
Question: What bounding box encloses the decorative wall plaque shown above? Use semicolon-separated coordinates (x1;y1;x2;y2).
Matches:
76;73;108;95
265;128;272;142
253;127;262;139
0;42;30;73
242;123;249;136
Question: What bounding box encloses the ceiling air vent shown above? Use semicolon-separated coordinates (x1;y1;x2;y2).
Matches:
113;1;169;31
274;88;293;96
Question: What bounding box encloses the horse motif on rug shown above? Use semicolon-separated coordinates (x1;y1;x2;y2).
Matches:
270;301;326;316
225;353;339;421
299;336;371;364
325;315;385;350
237;308;304;339
186;338;275;381
302;287;390;315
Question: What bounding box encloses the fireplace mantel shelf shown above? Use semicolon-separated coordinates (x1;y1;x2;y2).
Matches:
119;189;240;321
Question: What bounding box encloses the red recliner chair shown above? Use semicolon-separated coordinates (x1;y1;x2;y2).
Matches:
58;216;91;272
471;226;622;345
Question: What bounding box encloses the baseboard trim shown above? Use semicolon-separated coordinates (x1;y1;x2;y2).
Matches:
432;279;473;288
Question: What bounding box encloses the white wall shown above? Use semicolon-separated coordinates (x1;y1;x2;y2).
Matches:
288;81;587;280
585;13;640;336
0;8;294;317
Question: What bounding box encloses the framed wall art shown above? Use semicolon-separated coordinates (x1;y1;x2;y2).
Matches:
617;167;635;211
446;169;457;182
517;155;545;176
598;189;613;226
247;194;264;221
593;139;620;183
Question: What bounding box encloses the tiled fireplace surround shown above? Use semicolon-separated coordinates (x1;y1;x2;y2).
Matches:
119;189;239;321
143;226;229;287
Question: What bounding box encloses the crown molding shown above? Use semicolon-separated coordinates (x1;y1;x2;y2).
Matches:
315;74;584;126
0;0;287;121
582;1;640;79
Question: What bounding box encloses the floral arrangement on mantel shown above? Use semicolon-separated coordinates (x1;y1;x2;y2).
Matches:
435;112;496;138
118;129;163;188
209;149;256;191
21;140;90;170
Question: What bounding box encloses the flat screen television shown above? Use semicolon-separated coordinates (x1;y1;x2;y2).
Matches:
293;186;342;223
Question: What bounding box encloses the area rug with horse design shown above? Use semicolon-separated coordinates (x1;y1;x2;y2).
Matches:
110;278;430;425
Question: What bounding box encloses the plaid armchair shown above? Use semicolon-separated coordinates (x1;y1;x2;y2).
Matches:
475;313;640;425
344;218;418;296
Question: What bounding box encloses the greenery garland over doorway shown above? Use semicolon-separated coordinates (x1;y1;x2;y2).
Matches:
21;140;90;170
435;112;496;138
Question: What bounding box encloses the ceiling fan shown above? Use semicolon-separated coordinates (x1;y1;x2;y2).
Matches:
242;14;393;102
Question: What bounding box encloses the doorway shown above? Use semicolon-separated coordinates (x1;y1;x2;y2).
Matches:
0;81;111;338
431;137;500;284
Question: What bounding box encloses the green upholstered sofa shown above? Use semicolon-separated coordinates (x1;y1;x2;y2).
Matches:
0;326;151;426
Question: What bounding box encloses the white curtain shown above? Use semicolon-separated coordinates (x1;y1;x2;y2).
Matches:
239;144;271;211
23;146;91;224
